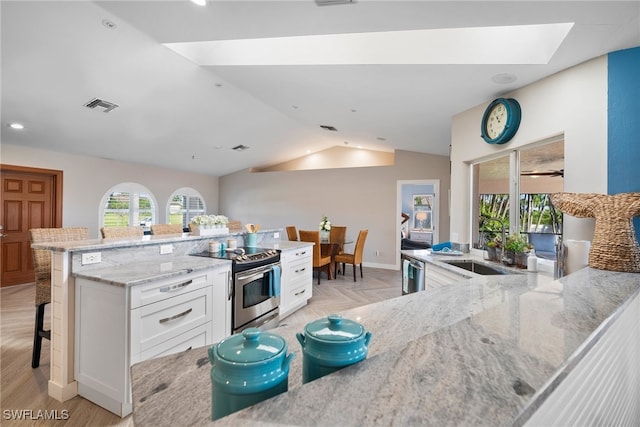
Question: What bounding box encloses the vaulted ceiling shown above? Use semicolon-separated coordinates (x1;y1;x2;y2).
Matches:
2;1;639;176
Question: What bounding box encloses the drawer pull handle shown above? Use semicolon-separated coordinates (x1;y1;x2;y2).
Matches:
295;267;306;273
294;289;306;296
159;308;193;324
159;280;193;293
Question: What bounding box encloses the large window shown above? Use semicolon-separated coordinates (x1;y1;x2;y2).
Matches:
472;139;564;256
167;188;206;230
100;183;157;233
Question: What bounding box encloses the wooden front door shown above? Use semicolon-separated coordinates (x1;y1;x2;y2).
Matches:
0;165;62;287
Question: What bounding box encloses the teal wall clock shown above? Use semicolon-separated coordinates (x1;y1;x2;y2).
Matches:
480;98;521;144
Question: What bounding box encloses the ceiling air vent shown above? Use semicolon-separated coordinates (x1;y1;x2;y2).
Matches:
232;144;249;151
320;125;338;131
84;98;119;113
315;0;356;6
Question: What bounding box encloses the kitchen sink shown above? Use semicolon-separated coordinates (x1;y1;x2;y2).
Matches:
441;260;515;275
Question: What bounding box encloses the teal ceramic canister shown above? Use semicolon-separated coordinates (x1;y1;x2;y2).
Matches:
208;328;294;420
296;314;372;384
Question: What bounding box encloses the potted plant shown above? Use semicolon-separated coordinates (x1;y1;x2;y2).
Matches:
486;238;499;261
504;234;530;268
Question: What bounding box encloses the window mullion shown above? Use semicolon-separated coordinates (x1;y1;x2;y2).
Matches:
509;151;520;235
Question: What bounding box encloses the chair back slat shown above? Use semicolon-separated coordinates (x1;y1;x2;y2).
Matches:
100;226;144;238
353;229;369;263
29;227;90;306
150;224;183;235
299;230;321;264
286;226;298;241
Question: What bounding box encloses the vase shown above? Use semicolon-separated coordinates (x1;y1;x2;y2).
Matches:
320;230;330;241
486;246;497;261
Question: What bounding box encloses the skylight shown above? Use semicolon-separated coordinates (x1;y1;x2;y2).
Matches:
164;23;573;66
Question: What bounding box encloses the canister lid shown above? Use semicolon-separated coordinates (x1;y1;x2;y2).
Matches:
304;314;364;342
216;328;285;363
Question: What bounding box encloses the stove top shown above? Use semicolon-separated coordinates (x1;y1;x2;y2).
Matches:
190;246;280;269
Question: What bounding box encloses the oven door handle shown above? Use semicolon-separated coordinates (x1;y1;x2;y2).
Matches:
236;264;275;281
227;271;233;301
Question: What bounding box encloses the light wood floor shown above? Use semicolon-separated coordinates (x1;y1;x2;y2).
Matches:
0;267;401;426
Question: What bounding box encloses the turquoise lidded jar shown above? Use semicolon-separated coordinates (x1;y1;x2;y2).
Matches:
208;328;294;420
296;314;372;384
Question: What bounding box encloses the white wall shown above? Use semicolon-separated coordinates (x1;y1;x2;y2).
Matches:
1;144;219;238
219;150;450;269
450;56;607;244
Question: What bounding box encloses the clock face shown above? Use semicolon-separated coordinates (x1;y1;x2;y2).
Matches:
481;98;521;144
485;103;507;139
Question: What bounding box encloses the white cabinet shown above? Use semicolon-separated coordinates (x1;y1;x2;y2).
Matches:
74;266;231;417
425;263;469;289
279;245;313;319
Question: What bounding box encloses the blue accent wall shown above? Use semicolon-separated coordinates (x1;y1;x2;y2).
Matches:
608;46;640;238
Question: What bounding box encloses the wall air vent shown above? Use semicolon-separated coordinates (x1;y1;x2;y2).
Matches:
232;144;249;151
84;98;119;113
315;0;356;6
320;125;338;131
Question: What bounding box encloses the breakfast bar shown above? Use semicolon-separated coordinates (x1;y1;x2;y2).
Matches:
130;257;640;426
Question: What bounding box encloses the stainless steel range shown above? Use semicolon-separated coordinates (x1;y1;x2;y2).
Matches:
191;247;281;333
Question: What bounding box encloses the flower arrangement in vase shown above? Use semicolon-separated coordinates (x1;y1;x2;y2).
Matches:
319;215;331;240
190;214;229;235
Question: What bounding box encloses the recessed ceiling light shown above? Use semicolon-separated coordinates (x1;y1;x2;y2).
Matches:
8;122;25;130
191;0;207;6
232;144;249;151
491;73;517;84
320;125;338;131
214;145;223;149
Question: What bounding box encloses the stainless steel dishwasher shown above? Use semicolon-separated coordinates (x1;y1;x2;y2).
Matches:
401;255;425;295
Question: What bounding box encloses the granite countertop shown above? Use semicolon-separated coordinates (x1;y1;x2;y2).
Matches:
30;228;283;252
72;255;230;287
130;266;640;426
70;241;312;287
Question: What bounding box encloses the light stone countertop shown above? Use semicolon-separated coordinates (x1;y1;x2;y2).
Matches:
70;241;312;287
72;255;231;287
30;228;283;252
130;262;640;426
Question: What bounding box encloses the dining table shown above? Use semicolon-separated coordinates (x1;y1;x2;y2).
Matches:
320;236;353;279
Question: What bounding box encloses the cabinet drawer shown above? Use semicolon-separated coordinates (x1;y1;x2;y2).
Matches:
134;323;212;364
286;280;311;307
285;257;312;282
131;287;212;354
130;271;211;309
284;247;312;261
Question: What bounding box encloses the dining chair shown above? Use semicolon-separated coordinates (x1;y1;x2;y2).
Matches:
150;223;183;235
29;227;90;368
298;230;331;284
100;226;144;238
286;226;298;241
327;226;347;275
335;229;369;282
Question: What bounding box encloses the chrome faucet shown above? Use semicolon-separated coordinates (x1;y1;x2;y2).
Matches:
481;217;506;261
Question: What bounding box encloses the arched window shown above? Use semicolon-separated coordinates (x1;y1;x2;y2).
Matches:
167;187;206;230
100;183;157;233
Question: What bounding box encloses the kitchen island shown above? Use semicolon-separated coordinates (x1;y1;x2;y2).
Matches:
29;228;310;406
130;252;640;426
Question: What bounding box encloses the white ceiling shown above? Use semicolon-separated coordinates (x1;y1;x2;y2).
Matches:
2;1;639;176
